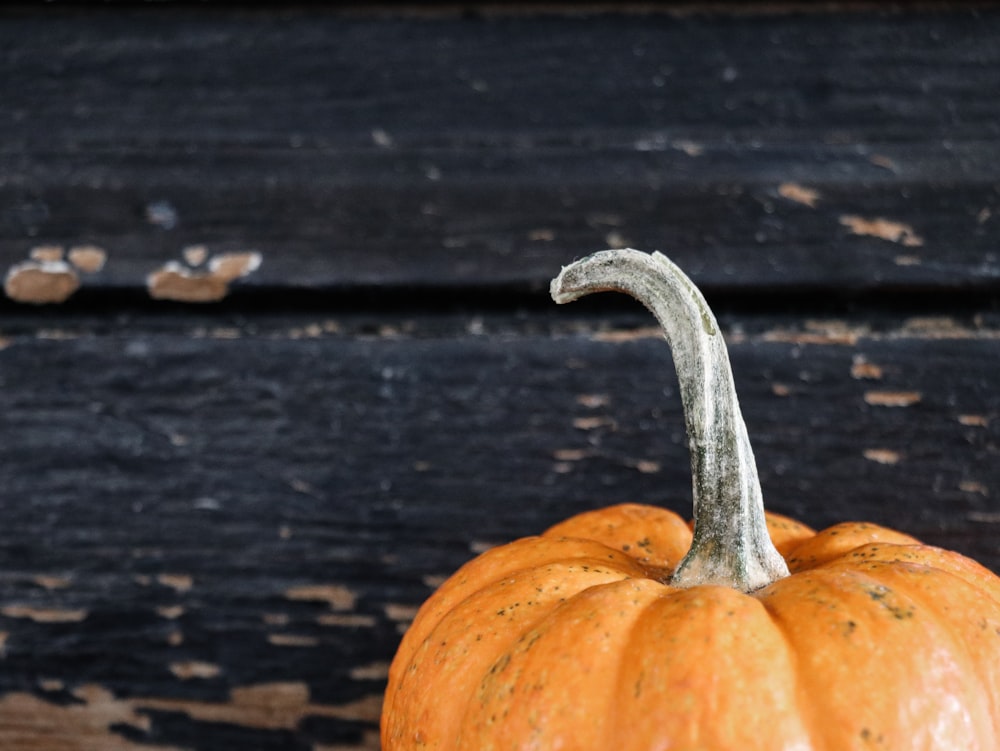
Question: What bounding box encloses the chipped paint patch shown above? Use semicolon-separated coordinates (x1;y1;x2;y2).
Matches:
576;393;610;408
1;605;87;623
0;687;177;751
627;459;661;474
593;326;662;343
156;605;185;620
869;154;898;171
147;250;262;303
958;414;990;427
864;391;922;407
762;320;865;346
30;245;66;263
959;480;989;496
894;254;922;266
851;357;884;380
553;448;590;462
286;584;357;611
968;511;1000;523
158;573;193;593
268;634;320;647
863;449;902;465
4;244;108;304
139;682;383;730
778;183;820;207
170;661;222;680
316;613;377;628
350;661;390;681
673;139;704;157
840;215;923;246
32;574;71;590
572;416;617;431
0;681;383;743
4;260;80;304
67;245;107;273
384;604;420;624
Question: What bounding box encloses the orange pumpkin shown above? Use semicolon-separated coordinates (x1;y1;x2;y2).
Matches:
382;249;1000;750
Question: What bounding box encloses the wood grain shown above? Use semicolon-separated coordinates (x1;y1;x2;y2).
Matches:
2;7;999;300
2;4;1000;749
1;311;999;748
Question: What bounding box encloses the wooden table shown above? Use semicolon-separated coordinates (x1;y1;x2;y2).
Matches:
1;3;998;748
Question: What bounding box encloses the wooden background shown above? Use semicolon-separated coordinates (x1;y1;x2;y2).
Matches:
1;3;999;749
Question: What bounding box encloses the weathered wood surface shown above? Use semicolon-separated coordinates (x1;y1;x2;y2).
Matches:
2;3;1000;750
2;311;999;749
2;6;1000;300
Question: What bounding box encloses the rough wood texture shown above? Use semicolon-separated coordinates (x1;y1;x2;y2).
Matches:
1;4;999;750
2;6;1000;301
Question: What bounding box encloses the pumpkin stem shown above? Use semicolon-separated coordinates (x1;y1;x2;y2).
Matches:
550;249;789;592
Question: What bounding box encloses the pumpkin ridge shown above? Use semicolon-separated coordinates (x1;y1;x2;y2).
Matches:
384;556;651;749
457;577;671;750
610;584;811;750
759;564;999;748
821;553;1000;739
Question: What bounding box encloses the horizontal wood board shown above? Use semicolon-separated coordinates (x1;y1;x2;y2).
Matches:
1;311;1000;748
2;4;1000;750
2;6;1000;299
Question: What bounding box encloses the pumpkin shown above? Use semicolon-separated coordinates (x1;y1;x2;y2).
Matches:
382;249;1000;750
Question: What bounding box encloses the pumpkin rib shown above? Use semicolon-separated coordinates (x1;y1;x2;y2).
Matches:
819;554;1000;742
760;563;997;749
383;555;649;750
611;584;812;750
457;577;668;751
392;536;649;671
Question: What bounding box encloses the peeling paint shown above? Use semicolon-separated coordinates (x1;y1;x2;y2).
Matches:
268;634;320;647
863;448;902;465
0;687;178;751
67;245;107;273
778;183;820;207
156;605;185;620
1;605;87;623
958;414;990;427
553;448;590;461
840;215;923;246
147;251;262;303
864;391;922;407
0;681;382;745
576;393;610;408
158;573;193;593
316;613;377;628
170;661;222;680
349;661;390;681
29;245;66;263
286;584;357;611
4;244;108;304
673;139;704;157
32;574;71;590
851;357;884;380
572;416;617;430
959;480;989;496
592;326;662;343
383;604;420;623
4;260;80;304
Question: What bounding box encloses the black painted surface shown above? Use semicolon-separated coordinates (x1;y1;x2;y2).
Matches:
1;4;999;749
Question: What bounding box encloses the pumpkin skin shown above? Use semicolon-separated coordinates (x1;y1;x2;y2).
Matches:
382;503;1000;750
381;250;1000;750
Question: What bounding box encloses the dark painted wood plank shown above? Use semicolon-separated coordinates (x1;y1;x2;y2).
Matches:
0;311;997;748
2;7;1000;300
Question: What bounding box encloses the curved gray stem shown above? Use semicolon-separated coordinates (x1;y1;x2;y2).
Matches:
550;249;788;592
